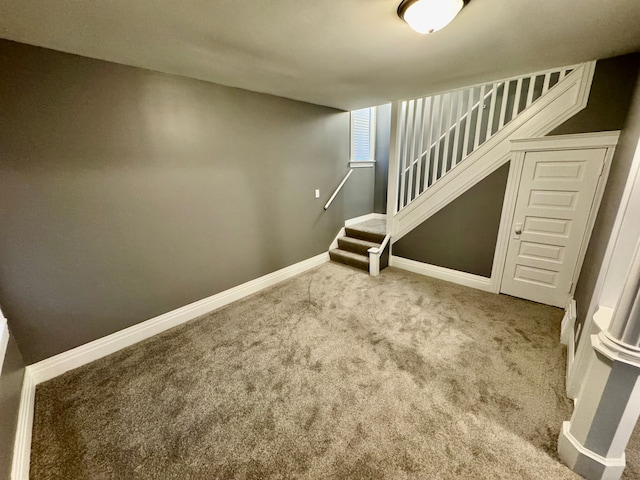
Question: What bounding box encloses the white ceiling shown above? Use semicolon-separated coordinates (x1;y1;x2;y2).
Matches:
1;0;640;110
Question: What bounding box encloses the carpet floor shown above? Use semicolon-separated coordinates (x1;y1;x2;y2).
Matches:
31;262;640;479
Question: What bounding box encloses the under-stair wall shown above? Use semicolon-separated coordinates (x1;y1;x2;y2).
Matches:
385;55;637;291
387;62;596;242
393;163;510;277
551;55;640;136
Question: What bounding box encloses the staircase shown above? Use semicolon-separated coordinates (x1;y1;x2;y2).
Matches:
329;62;595;277
329;220;388;273
388;62;596;241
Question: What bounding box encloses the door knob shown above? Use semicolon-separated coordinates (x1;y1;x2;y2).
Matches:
513;222;523;239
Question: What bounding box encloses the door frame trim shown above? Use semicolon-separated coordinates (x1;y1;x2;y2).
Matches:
490;131;620;298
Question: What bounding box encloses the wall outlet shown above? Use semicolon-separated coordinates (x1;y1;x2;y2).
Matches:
315;189;320;199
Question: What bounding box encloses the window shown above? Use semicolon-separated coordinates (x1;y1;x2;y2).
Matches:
350;107;376;165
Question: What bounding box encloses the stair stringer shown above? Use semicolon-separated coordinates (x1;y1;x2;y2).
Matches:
390;61;596;243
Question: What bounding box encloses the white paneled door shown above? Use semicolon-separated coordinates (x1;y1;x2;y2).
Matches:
500;148;606;307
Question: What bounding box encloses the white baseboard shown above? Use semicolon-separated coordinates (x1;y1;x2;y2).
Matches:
558;421;626;480
561;299;577;346
560;299;577;389
566;327;575;397
11;370;35;480
28;252;329;385
330;227;346;250
345;213;386;227
11;252;329;480
389;256;492;292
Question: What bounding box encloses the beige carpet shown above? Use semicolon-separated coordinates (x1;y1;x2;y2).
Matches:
30;262;639;479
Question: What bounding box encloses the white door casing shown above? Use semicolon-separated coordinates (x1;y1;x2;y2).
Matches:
500;147;607;307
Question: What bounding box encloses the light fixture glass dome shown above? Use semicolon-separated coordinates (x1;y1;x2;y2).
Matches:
398;0;465;34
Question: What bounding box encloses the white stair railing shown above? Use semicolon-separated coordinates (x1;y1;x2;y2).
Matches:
395;65;576;212
324;169;353;210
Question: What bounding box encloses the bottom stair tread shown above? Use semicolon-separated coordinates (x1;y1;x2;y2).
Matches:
329;248;369;272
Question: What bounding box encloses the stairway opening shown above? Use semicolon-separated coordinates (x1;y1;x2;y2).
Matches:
329;219;388;273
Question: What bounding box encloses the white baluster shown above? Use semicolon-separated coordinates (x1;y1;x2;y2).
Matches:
486;82;499;140
407;98;421;204
526;76;536;108
473;85;486;150
399;100;413;209
441;93;454;178
498;81;510;129
432;94;445;183
423;96;435;190
541;72;551;95
452;90;464;167
462;87;474;160
512;77;523;119
415;97;429;198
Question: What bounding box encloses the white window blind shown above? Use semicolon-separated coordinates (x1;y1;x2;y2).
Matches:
351;108;375;162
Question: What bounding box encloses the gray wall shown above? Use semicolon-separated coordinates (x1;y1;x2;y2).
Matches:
0;334;25;479
344;167;375;220
374;104;392;214
0;40;350;363
343;103;393;220
573;73;640;347
551;54;640;135
393;163;510;277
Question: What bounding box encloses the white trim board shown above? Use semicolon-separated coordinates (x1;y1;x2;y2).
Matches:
389;255;492;292
561;299;577;346
511;131;621;151
569;145;616;297
0;317;9;376
11;251;329;480
348;161;375;168
329;227;346;250
11;371;35;480
490;155;523;294
344;213;386;227
561;299;577;393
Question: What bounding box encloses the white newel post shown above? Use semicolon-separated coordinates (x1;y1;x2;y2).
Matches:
386;101;402;237
369;249;380;276
559;239;640;480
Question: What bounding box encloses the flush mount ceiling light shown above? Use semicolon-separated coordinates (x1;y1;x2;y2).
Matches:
398;0;469;34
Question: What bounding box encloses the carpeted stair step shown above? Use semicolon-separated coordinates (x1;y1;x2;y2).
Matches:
329;248;369;271
344;226;386;244
337;236;380;256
